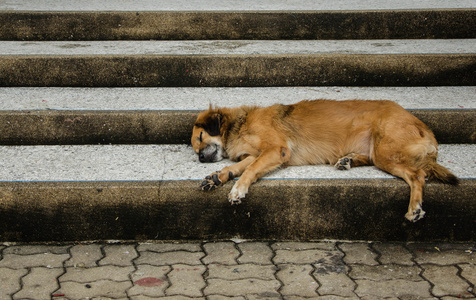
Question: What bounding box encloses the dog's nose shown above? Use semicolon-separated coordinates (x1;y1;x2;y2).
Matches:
199;153;206;162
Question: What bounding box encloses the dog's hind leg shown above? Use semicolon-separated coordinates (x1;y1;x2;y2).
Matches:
334;153;372;170
374;159;427;222
228;146;290;204
390;165;427;222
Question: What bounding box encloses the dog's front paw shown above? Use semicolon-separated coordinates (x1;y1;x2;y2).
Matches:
405;204;426;222
335;157;352;170
201;173;222;191
228;184;247;205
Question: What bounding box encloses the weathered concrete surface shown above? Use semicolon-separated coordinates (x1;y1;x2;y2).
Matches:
2;0;475;11
1;10;475;40
0;144;472;181
0;110;197;145
1;54;475;87
3;40;475;55
1;87;475;111
0;109;474;145
0;179;473;242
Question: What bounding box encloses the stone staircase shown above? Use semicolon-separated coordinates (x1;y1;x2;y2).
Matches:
0;1;474;242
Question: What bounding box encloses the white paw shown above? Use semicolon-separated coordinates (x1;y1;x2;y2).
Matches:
405;204;426;222
228;184;248;205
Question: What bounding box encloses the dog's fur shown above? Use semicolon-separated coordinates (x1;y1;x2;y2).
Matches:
191;100;458;222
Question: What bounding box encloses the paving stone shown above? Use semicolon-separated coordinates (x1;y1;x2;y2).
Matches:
339;243;379;266
408;243;474;252
58;280;132;299
283;297;359;300
314;272;356;297
274;248;342;265
373;243;414;266
460;264;476;285
207;263;276;280
354;279;432;298
203;242;240;265
272;242;336;251
137;243;202;253
135;250;204;266
13;267;64;300
0;268;28;298
422;265;472;298
65;243;103;267
276;264;318;296
166;264;206;297
60;265;135;282
413;248;475;265
237;242;273;264
131;296;177;300
3;245;70;255
128;265;171;297
360;297;399;300
138;297;204;300
208;296;246;300
349;264;422;281
99;244;138;266
312;250;346;274
159;295;206;300
0;253;69;269
204;278;281;297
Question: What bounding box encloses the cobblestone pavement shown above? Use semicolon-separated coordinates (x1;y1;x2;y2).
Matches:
0;241;474;299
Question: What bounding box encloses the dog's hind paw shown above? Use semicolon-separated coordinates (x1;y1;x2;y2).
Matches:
335;157;352;170
201;173;222;191
405;205;426;222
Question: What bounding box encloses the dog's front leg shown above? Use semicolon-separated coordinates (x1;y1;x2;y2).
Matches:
229;147;289;204
201;155;256;191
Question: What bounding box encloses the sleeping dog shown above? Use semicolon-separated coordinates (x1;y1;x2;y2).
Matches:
191;100;458;222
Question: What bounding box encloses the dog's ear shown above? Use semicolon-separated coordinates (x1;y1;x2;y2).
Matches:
199;112;222;136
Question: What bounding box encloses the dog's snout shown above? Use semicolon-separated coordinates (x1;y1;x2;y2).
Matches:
198;144;222;163
198;150;214;163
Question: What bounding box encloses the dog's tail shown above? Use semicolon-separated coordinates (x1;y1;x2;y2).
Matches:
424;161;459;185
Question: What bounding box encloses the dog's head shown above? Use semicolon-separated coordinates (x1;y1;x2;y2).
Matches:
191;108;227;163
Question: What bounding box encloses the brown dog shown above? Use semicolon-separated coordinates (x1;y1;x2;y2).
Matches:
191;100;458;222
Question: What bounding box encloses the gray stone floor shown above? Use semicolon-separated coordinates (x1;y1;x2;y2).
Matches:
0;241;474;299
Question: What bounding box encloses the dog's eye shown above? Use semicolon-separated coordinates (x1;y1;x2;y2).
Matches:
199;131;203;142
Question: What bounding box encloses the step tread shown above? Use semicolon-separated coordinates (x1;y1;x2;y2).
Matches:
2;40;475;56
0;144;473;182
2;0;475;11
1;87;475;111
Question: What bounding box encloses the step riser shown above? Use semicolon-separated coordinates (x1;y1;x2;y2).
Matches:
0;180;472;242
0;111;196;145
1;54;475;87
0;109;473;145
2;10;475;40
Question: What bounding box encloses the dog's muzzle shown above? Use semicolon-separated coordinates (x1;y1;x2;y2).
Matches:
198;144;221;163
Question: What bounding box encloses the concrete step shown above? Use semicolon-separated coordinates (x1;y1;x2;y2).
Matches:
1;1;474;245
1;40;475;87
0;144;474;242
0;87;474;145
2;10;475;40
3;0;475;11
